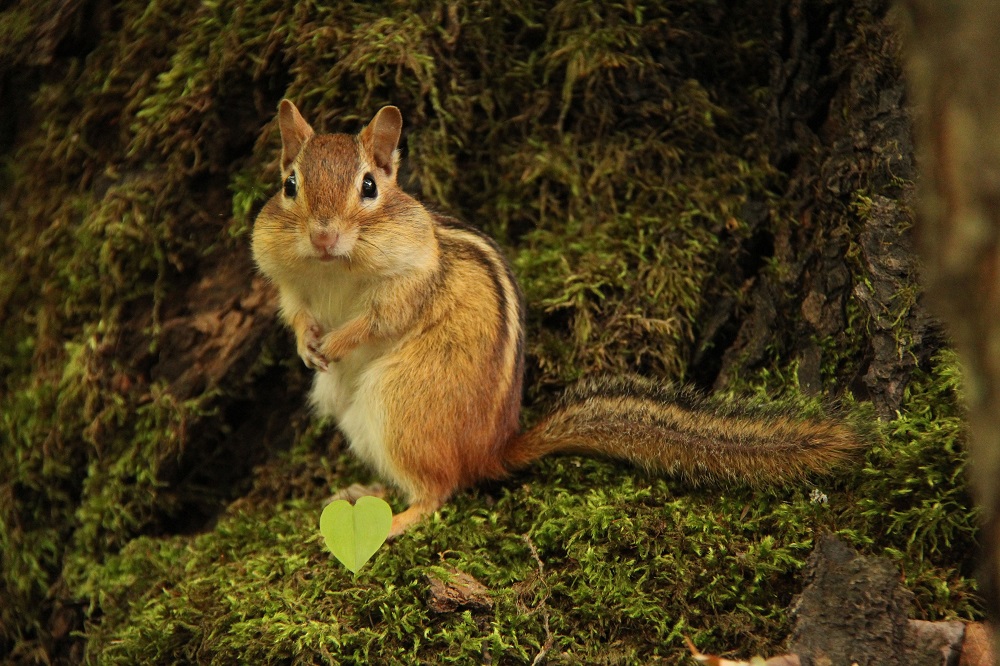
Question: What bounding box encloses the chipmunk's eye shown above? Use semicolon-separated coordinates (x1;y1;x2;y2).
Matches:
361;173;377;199
283;172;297;198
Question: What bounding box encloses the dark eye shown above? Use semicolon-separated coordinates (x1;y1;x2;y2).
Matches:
283;172;297;198
361;173;377;199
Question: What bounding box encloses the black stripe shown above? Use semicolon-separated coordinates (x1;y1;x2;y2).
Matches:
560;375;809;422
435;214;526;335
434;214;525;369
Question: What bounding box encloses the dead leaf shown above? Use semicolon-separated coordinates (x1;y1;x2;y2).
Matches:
960;623;997;666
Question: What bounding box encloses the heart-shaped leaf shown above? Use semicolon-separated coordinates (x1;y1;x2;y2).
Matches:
319;496;392;574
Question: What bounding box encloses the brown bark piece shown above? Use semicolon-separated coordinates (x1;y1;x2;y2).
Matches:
907;620;965;666
790;534;914;665
425;568;494;614
152;257;278;400
790;534;964;666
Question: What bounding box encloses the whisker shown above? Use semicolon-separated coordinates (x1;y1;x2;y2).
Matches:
356;237;391;264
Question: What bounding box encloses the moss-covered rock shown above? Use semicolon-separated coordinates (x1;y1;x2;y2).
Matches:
0;0;978;662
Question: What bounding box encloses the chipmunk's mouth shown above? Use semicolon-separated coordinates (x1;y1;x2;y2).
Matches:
315;250;352;265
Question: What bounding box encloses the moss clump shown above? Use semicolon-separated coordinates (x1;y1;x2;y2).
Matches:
850;351;979;614
0;0;978;662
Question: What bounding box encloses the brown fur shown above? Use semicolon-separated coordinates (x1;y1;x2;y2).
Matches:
251;101;864;536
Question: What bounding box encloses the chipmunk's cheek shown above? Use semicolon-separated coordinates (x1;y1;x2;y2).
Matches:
336;227;359;256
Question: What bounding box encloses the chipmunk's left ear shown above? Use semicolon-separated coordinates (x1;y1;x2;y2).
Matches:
277;99;314;172
361;106;402;177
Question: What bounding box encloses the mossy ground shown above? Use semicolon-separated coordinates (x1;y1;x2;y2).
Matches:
77;354;977;664
0;0;979;663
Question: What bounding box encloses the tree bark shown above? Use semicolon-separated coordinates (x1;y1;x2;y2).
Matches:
897;0;1000;653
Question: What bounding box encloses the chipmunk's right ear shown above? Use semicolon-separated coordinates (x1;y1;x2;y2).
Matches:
277;99;314;172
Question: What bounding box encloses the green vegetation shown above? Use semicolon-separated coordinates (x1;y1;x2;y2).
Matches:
74;353;977;664
0;0;978;663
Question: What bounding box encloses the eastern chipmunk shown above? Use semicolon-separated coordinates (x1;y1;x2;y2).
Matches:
251;100;861;537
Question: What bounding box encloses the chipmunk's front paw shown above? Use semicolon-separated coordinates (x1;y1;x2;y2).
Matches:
297;323;329;372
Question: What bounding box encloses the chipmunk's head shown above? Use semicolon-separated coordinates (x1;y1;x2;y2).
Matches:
252;100;435;280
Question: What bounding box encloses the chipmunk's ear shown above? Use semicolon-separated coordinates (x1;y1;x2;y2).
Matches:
277;99;314;172
360;106;402;177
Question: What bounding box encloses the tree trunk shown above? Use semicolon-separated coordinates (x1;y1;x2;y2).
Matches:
898;0;1000;653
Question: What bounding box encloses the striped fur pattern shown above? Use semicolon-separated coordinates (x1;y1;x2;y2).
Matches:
252;101;862;536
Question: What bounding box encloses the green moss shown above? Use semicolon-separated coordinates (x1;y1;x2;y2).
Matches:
76;354;978;662
72;350;975;660
0;6;37;63
850;350;979;615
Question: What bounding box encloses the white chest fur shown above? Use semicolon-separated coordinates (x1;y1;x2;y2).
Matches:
290;267;410;497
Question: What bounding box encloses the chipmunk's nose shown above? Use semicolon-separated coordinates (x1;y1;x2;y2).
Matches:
310;229;340;255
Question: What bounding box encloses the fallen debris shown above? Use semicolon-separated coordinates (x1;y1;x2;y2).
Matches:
425;567;494;614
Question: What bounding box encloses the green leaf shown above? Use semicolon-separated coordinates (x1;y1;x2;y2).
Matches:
319;497;392;574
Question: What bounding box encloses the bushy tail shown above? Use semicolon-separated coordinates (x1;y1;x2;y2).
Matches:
504;375;864;484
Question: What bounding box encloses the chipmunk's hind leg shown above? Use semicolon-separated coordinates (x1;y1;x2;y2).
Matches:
389;498;443;538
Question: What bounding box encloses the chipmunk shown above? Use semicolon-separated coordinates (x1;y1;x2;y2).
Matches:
251;100;862;537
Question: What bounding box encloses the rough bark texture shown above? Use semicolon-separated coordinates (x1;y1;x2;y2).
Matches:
700;0;941;418
791;535;965;666
425;567;494;614
791;534;914;665
897;0;1000;654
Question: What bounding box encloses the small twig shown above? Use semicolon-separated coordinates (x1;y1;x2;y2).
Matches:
522;533;545;578
522;534;554;665
530;612;554;666
517;534;551;612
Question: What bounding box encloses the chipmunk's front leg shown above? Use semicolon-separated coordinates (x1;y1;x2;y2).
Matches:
319;314;376;362
290;310;328;371
321;286;420;362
